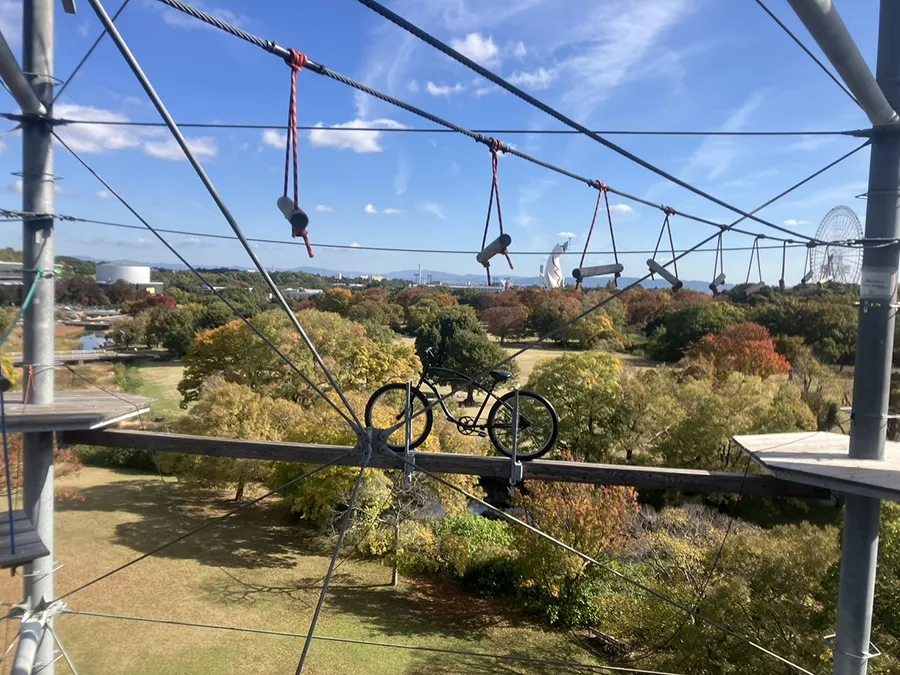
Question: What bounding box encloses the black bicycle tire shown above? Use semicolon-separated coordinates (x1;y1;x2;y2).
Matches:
365;383;434;451
487;390;559;461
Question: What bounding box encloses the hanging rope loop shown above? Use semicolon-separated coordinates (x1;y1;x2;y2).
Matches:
478;138;513;285
282;48;313;257
574;182;621;289
779;241;787;290
710;233;726;295
650;209;678;280
746;236;763;284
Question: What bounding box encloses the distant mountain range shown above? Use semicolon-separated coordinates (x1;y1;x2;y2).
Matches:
77;256;724;293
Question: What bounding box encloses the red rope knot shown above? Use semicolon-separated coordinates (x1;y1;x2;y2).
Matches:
662;206;676;216
597;181;608;192
489;138;505;155
286;49;307;72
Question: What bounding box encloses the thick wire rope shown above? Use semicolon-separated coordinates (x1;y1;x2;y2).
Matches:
414;466;817;675
6;115;864;136
86;0;363;431
51;0;133;105
46;625;79;675
150;0;826;248
382;140;871;436
350;0;838;246
62;609;689;675
52;452;356;604
0;209;824;255
296;453;371;673
51;132;356;430
751;0;860;107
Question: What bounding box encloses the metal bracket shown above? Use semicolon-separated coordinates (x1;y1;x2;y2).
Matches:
508;386;523;499
824;633;881;661
62;0;77;14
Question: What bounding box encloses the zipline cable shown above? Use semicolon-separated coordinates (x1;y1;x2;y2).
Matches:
150;0;827;248
52;132;357;430
5;208;847;253
350;0;843;245
5;115;864;136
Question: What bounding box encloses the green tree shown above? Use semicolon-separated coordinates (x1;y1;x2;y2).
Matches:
161;305;202;356
526;352;622;462
647;301;747;362
317;287;353;315
414;306;514;404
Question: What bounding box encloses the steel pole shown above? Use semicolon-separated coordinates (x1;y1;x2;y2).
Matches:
786;0;897;126
15;1;55;674
832;1;900;673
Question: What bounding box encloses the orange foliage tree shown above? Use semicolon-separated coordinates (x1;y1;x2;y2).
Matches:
686;322;790;378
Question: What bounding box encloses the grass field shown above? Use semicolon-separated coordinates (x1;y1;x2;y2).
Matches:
1;324;86;353
0;467;602;674
127;362;187;421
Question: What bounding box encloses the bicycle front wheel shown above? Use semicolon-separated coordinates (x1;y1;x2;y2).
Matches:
365;383;434;451
487;390;559;461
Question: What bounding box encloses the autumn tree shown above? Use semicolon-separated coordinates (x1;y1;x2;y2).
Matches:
179;309;419;407
515;456;638;626
526;351;622;462
646;301;746;362
685;322;790;379
480;304;528;344
316;287;352;315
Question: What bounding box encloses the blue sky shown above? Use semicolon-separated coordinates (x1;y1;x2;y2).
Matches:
0;0;880;282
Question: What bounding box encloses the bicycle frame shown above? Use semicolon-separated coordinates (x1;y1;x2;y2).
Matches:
415;366;501;429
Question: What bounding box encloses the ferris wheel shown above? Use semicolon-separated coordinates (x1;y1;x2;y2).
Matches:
809;206;863;284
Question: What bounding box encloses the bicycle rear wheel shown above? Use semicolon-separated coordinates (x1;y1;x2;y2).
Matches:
365;383;434;451
487;390;559;461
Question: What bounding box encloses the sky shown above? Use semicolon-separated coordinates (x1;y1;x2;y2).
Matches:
0;0;882;283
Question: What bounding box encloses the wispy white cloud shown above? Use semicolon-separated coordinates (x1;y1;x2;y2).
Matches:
315;205;333;213
450;33;500;65
308;119;405;153
426;81;466;96
143;136;217;161
421;202;446;220
395;155;411;195
365;203;407;215
407;80;420;93
608;203;634;214
684;92;765;181
153;0;251;31
97;190;111;200
557;231;576;239
54;103;146;153
507;67;555;90
181;237;203;247
350;242;362;248
784;218;809;226
787;137;835;153
513;41;527;58
261;129;286;149
558;0;692;120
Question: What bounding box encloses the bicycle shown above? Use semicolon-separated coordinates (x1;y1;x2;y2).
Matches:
365;358;559;461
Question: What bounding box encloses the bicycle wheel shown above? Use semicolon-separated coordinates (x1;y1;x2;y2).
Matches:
365;383;434;451
487;390;559;461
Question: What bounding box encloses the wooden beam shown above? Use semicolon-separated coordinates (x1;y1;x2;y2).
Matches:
61;429;831;500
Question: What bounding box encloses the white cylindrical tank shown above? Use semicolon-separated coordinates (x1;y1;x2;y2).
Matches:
95;263;151;284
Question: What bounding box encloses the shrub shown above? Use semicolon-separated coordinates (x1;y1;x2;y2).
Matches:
75;445;157;470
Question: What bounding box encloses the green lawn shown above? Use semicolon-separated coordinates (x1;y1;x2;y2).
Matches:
1;467;604;674
128;362;187;421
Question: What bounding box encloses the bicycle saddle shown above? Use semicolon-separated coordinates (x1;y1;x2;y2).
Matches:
489;370;513;383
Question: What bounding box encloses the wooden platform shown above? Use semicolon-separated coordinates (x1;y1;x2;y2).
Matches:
0;510;49;568
3;391;152;433
734;432;900;501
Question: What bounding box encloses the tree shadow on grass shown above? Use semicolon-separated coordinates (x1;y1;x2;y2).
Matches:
57;470;312;571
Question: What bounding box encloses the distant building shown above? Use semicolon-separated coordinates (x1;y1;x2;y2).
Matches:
0;261;23;286
95;263;164;295
281;288;324;300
